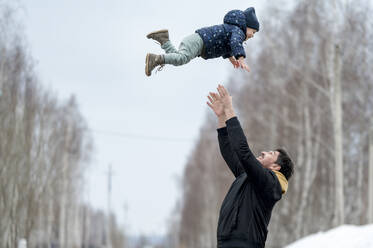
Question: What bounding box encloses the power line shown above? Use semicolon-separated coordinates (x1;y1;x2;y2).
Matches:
90;129;195;143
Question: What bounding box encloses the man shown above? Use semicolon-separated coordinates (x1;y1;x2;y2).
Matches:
206;84;294;248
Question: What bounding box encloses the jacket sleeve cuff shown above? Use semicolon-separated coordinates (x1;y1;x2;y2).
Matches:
217;127;228;135
226;116;240;126
234;53;246;60
222;54;231;59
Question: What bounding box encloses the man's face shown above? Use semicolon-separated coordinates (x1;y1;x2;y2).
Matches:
256;150;280;170
245;28;257;41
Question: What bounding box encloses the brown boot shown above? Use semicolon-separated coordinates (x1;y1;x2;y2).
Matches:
146;29;169;46
145;53;165;76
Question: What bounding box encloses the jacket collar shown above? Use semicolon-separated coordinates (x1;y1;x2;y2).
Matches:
273;171;288;194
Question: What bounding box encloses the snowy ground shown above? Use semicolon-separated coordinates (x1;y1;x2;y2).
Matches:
286;224;373;248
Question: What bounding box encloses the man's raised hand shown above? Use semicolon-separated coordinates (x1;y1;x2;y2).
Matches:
217;85;233;109
217;84;236;119
207;92;224;117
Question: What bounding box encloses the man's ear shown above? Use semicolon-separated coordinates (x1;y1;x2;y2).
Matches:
270;164;281;171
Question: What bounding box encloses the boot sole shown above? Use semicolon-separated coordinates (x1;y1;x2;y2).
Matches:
145;53;151;76
146;29;168;39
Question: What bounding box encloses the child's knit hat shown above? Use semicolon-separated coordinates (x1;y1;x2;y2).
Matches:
243;7;259;31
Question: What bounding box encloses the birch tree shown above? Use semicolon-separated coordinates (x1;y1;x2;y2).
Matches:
369;118;373;223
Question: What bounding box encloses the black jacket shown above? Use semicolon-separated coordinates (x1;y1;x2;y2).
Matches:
216;117;283;248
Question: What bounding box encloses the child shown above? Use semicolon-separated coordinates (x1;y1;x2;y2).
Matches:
145;7;259;76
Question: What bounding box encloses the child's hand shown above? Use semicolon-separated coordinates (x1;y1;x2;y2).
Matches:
229;56;239;68
238;57;250;72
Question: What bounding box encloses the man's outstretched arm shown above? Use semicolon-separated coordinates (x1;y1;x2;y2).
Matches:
217;119;244;178
217;85;276;188
207;92;244;178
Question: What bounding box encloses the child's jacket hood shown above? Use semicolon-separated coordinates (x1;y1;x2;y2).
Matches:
223;10;247;34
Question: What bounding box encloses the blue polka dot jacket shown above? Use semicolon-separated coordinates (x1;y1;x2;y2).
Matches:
195;10;248;60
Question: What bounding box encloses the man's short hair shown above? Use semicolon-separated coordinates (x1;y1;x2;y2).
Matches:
275;148;294;180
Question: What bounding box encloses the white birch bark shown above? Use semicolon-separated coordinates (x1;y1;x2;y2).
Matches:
368;117;373;223
59;120;71;248
330;44;344;226
327;0;345;227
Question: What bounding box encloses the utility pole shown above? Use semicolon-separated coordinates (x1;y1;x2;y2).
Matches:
106;164;113;248
60;120;71;247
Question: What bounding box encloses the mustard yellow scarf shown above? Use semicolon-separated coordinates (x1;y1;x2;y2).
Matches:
273;171;288;194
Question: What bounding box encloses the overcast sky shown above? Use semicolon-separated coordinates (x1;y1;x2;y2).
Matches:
20;0;264;237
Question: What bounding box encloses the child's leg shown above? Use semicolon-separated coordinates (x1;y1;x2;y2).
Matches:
161;41;178;54
163;33;203;66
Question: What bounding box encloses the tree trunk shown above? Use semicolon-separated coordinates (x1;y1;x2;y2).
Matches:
331;44;344;226
368;117;373;223
60;120;71;248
